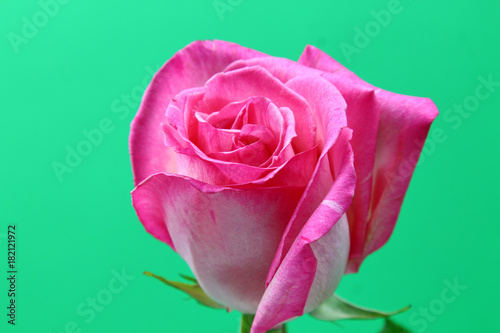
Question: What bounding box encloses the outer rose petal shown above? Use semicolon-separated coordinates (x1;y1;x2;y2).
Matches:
250;77;353;332
265;75;347;282
363;91;438;258
315;77;380;271
251;128;355;333
130;40;266;187
132;173;304;313
298;45;438;272
223;54;381;267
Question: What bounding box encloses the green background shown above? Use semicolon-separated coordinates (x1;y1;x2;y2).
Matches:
1;0;499;332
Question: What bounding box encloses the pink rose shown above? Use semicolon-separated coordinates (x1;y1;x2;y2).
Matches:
130;40;438;332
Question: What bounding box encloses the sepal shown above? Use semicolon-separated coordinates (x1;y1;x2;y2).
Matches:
144;271;227;310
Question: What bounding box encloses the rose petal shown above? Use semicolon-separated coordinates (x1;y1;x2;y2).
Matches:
197;66;316;152
164;118;310;187
205;99;249;130
224;56;322;83
182;88;245;155
298;45;438;272
251;145;319;188
268;106;296;167
164;92;273;184
316;75;380;269
168;140;274;185
222;55;377;247
239;124;277;154
165;89;302;182
194;113;240;154
265;75;348;273
130;40;266;187
249;76;352;331
208;137;270;167
286;75;347;149
132;173;304;313
251;128;355;333
298;45;357;77
361;91;438;263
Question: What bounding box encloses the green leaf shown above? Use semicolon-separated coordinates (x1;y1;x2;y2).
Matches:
179;274;198;283
380;318;411;333
310;294;410;322
240;314;254;333
240;314;287;333
144;271;226;310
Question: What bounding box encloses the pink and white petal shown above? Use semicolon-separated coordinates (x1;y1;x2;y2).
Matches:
130;40;266;186
233;76;347;189
358;92;438;268
318;75;380;270
266;76;347;268
298;45;438;272
304;214;350;312
264;127;352;287
297;47;380;266
132;173;304;313
198;66;316;152
251;128;356;333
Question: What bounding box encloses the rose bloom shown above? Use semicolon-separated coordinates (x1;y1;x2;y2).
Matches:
130;40;437;332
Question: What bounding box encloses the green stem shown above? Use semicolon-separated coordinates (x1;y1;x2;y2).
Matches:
240;314;288;333
268;324;287;333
